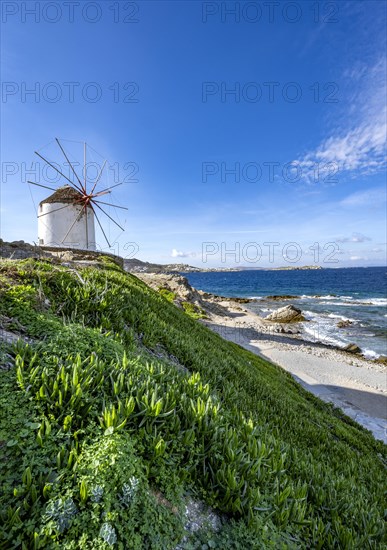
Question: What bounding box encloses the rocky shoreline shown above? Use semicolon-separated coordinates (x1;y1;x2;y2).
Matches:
132;271;386;364
131;271;386;442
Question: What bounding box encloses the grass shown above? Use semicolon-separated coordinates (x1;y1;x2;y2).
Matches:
0;257;386;549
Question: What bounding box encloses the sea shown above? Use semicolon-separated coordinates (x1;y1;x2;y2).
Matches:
184;267;387;359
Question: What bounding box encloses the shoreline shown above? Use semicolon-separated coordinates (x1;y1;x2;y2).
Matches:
201;295;387;443
133;272;387;443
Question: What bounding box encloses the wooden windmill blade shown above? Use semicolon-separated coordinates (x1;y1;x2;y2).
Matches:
30;139;127;251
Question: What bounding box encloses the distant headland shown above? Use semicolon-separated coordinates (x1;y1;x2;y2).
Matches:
124;258;323;274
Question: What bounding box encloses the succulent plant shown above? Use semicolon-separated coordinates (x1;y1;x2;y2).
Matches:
119;477;139;507
99;522;117;546
45;497;77;533
90;485;104;503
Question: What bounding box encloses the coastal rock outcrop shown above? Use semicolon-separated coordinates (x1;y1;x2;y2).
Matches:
136;273;203;304
337;320;353;328
229;297;252;304
343;343;361;354
0;239;123;267
265;305;305;323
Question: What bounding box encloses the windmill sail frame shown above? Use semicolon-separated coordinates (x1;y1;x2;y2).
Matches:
30;139;128;250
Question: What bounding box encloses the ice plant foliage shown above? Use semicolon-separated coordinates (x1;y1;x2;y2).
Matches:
0;258;385;548
99;523;117;546
45;498;77;533
119;478;139;507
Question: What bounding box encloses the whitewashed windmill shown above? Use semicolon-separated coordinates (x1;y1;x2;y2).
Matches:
28;138;127;250
38;185;96;250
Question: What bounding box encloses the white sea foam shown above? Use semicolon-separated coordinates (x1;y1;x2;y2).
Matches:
331;297;387;306
320;300;386;307
327;313;357;322
299;295;387;306
302;322;344;348
366;298;387;306
302;310;315;318
248;292;386;358
362;348;379;359
300;294;336;300
299;313;385;358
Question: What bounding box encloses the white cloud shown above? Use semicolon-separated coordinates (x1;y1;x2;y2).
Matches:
295;57;387;183
340;188;386;207
336;232;371;243
171;248;196;258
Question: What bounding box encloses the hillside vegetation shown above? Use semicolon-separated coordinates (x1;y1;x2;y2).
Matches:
0;258;385;549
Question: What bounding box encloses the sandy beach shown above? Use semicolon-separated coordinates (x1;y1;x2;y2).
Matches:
135;272;387;443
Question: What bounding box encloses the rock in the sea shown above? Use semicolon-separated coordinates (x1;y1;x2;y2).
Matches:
230;297;251;304
375;355;387;366
265;305;305;323
266;295;300;301
337;320;353;328
343;343;361;354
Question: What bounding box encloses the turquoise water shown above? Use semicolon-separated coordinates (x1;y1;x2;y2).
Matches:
184;267;387;357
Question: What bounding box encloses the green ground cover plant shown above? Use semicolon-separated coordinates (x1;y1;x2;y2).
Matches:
181;301;207;320
0;258;385;549
158;287;176;303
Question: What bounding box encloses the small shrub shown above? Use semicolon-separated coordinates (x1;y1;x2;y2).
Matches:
158;287;176;302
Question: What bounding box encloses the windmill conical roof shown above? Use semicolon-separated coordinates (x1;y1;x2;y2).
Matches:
40;185;84;205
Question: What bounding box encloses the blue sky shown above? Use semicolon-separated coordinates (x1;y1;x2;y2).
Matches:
1;0;386;267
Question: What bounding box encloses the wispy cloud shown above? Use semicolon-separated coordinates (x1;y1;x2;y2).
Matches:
349;255;365;261
340;187;386;207
295;57;387;183
336;232;371;243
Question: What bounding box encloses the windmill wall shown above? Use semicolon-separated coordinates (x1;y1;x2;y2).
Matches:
38;201;96;251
